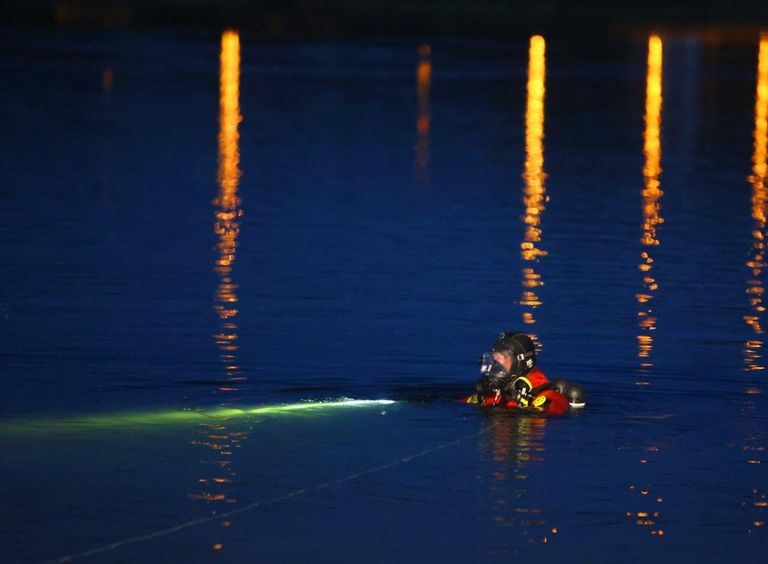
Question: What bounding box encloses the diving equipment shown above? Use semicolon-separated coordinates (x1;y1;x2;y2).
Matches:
492;331;536;377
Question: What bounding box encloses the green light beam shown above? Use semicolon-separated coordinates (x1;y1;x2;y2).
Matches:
0;399;396;435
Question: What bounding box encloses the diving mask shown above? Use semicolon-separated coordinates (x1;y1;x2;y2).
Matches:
479;352;506;380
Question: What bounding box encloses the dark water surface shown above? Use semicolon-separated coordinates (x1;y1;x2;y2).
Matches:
1;27;767;562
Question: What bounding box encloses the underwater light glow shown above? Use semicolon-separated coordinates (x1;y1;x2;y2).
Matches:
0;399;397;435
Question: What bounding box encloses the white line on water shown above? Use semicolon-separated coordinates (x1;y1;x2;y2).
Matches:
50;410;490;563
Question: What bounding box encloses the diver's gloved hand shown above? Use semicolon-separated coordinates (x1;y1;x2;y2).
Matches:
475;376;504;406
505;378;534;406
486;373;507;390
477;373;505;396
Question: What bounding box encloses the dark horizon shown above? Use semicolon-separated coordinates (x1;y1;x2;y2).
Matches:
4;0;768;38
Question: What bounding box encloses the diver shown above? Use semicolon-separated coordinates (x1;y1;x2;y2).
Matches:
468;331;586;414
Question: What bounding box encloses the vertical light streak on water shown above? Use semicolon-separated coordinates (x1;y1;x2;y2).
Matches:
415;44;432;185
520;35;547;344
189;30;247;522
478;38;552;548
744;33;768;374
102;68;113;96
625;37;667;538
214;29;244;388
636;35;664;382
100;67;113;195
483;415;553;548
737;34;768;536
626;474;666;537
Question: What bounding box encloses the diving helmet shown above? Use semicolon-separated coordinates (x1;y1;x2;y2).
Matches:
491;331;536;377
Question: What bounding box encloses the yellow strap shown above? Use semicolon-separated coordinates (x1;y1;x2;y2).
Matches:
515;376;533;391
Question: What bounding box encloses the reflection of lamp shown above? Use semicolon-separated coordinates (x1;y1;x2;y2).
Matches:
100;67;114;197
102;68;113;96
626;480;665;536
191;30;246;523
520;35;547;341
479;413;556;547
415;44;431;185
214;29;244;386
636;35;663;380
627;37;666;537
473;39;555;548
744;33;768;372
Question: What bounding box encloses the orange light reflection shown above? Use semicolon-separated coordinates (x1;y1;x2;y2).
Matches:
213;29;244;387
481;414;554;546
102;68;113;94
744;33;768;371
626;480;666;536
520;35;548;343
415;44;432;185
636;35;664;376
628;39;666;530
193;30;246;513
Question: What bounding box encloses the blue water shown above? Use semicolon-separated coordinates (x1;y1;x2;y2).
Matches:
1;27;767;562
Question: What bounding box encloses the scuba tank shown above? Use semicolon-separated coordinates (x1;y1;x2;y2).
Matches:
551;378;587;409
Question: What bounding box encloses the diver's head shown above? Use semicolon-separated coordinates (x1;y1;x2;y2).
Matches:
478;352;507;384
490;331;536;377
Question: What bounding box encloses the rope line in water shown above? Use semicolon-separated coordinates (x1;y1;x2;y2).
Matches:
51;424;490;563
